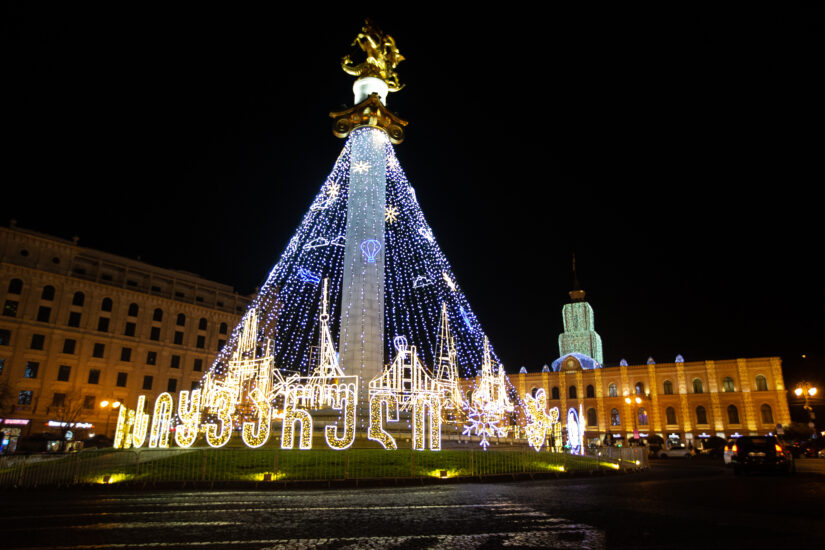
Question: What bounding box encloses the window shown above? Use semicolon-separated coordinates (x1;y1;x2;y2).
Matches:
83;395;95;409
761;404;774;424
0;358;4;375
146;351;157;365
727;404;740;424
18;390;33;405
128;303;139;317
167;378;177;393
193;358;203;372
586;384;595;398
41;285;55;301
551;386;560;400
217;339;226;351
198;318;207;331
196;335;205;349
722;377;735;392
97;316;109;332
219;322;228;334
142;375;153;390
586;408;597;426
755;375;768;391
610;408;620;426
170;355;181;369
693;378;704;394
666;407;677;425
120;347;132;362
101;297;113;312
635;382;645;396
88;369;101;384
116;372;128;387
7;279;23;294
174;331;184;345
30;334;45;350
72;292;85;306
0;329;10;346
608;383;618;397
92;343;105;358
52;393;66;407
3;300;18;317
696;405;708;425
176;313;186;326
153;308;163;322
150;326;160;341
36;306;51;323
57;365;71;381
638;408;648;425
24;361;39;378
62;338;76;354
68;311;82;327
190;380;200;391
124;322;136;337
568;385;577;399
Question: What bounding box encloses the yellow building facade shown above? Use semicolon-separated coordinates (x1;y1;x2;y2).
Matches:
0;224;249;445
511;355;791;445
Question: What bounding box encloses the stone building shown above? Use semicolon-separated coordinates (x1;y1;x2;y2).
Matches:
511;278;791;446
0;223;250;448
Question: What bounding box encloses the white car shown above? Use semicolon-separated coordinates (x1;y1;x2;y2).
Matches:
657;445;692;458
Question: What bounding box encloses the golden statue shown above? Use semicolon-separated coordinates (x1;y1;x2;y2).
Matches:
341;19;405;92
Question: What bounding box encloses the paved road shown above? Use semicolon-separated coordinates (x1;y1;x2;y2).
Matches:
1;459;824;549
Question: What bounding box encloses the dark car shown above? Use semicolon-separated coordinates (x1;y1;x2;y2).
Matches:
730;435;794;475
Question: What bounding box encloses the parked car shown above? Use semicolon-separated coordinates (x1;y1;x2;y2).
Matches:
657;445;692;459
729;435;794;475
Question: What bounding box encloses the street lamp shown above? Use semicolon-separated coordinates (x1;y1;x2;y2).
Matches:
100;400;121;439
794;382;818;439
625;396;642;442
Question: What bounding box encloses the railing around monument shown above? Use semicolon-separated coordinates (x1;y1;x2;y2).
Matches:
0;445;645;488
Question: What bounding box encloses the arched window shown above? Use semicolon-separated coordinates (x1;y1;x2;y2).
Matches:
586;384;595;398
610;408;620;426
219;322;228;334
666;407;677;425
101;298;113;312
608;383;618;398
551;386;560;400
41;285;55;301
153;308;163;322
761;404;774;424
127;303;139;317
663;380;674;395
727;404;740;424
586;408;597;426
198;317;207;331
635;382;645;396
638;408;648;426
722;377;735;392
72;291;85;306
696;406;708;424
7;279;23;294
755;375;768;391
693;378;704;394
176;313;186;326
530;387;539;398
568;385;577;399
466;389;473;404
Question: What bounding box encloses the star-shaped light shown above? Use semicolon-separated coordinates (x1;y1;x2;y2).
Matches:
385;205;399;224
352;161;371;174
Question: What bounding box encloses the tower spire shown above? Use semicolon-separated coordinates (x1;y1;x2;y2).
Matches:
569;253;586;302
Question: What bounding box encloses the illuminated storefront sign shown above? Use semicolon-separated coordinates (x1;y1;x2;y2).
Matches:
47;421;94;429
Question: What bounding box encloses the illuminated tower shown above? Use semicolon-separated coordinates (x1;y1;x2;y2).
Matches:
558;255;604;364
331;20;408;406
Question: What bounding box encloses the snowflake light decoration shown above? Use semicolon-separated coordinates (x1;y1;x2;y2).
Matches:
352;160;371;174
326;181;340;199
462;403;509;450
385;205;399;224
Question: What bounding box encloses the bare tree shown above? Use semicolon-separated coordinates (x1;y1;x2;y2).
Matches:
46;392;88;450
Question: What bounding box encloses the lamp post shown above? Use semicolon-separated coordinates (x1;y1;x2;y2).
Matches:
625;395;642;442
100;400;121;439
794;382;818;439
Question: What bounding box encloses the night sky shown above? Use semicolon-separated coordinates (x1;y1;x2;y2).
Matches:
4;7;823;408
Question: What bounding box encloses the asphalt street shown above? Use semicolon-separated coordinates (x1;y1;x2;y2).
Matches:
1;459;823;549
